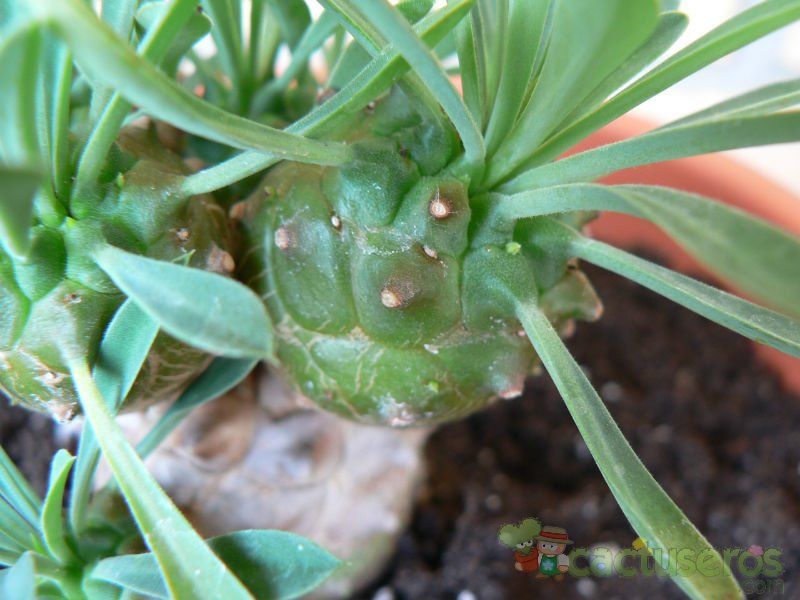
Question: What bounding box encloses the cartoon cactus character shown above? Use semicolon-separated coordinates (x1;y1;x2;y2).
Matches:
2;0;800;598
498;518;543;555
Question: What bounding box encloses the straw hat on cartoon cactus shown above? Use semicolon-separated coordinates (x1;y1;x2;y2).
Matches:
536;526;573;545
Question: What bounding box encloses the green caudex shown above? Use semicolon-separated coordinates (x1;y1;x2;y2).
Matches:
2;0;800;599
236;91;601;425
0;128;232;418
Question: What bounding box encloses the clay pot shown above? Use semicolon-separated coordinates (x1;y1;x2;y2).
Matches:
577;115;800;392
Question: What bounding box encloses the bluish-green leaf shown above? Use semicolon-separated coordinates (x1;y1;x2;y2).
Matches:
29;0;353;167
516;302;743;600
487;184;800;317
92;530;341;600
40;451;75;564
573;235;800;358
504;112;800;192
328;0;433;90
0;25;42;167
69;361;254;600
135;1;213;75
77;0;242;197
560;11;689;131
353;0;485;170
2;552;36;600
530;0;800;169
320;0;452;142
100;0;138;40
0;497;36;553
94;245;273;360
183;0;475;195
200;0;244;83
0;447;41;529
0;166;41;258
664;77;800;127
451;2;482;126
94;300;160;411
138;357;257;459
484;0;551;154
487;0;659;185
265;0;311;49
69;300;159;534
252;11;338;115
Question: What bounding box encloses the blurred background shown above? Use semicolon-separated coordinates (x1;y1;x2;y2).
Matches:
634;0;800;197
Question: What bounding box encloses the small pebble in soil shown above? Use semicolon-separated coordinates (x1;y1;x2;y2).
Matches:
600;381;624;403
576;578;598;597
372;586;395;600
484;494;502;512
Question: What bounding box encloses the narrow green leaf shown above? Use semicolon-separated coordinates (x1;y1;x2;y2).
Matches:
69;360;254;600
135;1;213;76
94;245;273;360
327;0;433;90
488;185;800;319
30;0;353;167
0;497;36;553
487;0;659;185
81;578;124;600
69;300;159;534
265;0;311;49
664;77;800;128
484;0;551;154
353;0;485;170
183;0;474;195
530;0;800;171
451;3;482;126
503;112;800;192
559;11;689;131
0;24;42;167
252;12;338;115
100;0;137;40
468;0;508;127
0;447;41;529
0;166;41;258
320;0;452;140
573;236;800;358
93;530;341;600
76;0;199;204
40;451;75;564
200;0;244;83
2;552;36;600
37;32;71;203
515;302;743;600
94;301;161;411
137;358;257;459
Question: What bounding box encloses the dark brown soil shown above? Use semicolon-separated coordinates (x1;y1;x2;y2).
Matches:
359;264;800;600
0;402;57;498
2;262;798;599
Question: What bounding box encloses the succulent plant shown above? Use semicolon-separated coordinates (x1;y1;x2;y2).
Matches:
2;0;800;598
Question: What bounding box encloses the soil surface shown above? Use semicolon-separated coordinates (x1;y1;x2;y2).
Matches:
2;262;798;599
0;400;58;499
358;264;800;600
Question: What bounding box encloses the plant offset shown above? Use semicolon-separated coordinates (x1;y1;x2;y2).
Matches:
0;0;799;598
